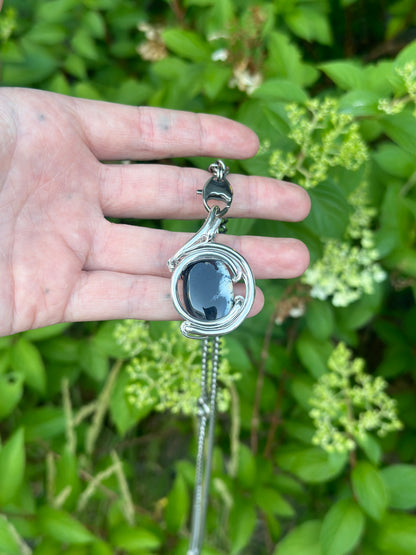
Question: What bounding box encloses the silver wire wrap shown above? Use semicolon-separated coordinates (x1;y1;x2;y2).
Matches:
168;203;255;340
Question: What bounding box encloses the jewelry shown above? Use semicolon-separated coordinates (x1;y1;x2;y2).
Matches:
168;160;255;554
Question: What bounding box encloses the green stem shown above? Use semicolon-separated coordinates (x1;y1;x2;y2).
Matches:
85;359;123;457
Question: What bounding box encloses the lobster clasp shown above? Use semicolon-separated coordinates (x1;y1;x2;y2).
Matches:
197;159;233;217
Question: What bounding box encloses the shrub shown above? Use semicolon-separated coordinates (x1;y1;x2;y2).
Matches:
1;1;416;553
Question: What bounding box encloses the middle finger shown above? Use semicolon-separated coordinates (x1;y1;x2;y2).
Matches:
98;164;310;222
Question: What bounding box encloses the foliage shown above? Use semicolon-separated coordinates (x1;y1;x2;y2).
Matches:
1;0;416;553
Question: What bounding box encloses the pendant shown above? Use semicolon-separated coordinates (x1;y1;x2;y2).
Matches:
168;161;255;339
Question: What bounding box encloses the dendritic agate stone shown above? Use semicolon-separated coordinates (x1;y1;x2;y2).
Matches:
182;260;234;321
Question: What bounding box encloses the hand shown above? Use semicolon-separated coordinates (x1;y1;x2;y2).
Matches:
0;88;310;337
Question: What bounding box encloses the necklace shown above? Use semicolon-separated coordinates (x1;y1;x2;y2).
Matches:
168;160;255;554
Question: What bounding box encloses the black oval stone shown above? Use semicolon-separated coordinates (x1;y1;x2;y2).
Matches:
182;260;234;321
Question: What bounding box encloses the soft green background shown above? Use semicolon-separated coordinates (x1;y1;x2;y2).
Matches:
1;1;416;553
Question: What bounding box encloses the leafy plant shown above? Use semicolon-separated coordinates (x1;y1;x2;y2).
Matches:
1;0;416;553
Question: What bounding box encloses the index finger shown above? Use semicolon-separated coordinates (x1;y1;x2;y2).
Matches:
72;98;260;161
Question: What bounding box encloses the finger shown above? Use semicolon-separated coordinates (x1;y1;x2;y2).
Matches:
72;98;259;160
86;223;310;280
65;271;264;323
99;164;311;221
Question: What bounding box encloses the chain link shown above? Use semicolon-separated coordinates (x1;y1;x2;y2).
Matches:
187;336;221;555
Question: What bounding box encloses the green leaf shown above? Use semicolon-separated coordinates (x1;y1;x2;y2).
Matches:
0;515;21;555
274;520;322;555
384;248;416;277
320;498;365;555
236;444;257;489
202;62;232;100
334;284;384;331
11;337;46;394
381;465;416;510
164;474;189;533
109;366;153;436
110;523;161;551
289;377;315;411
286;8;332;45
0;350;11;374
394;39;416;72
38;507;95;545
320;61;365;90
356;433;382;465
0;372;24;421
306;180;350;240
255;487;295;518
2;39;58;86
226;336;252;372
73;82;102;101
82;11;106;39
39;336;80;363
64;53;87;79
0;336;12;351
0;428;25;507
266;31;318;87
111;79;152;106
352;461;388;521
23;323;72;341
381;111;416;155
376;513;416;554
71;29;99;60
162;29;211;62
252;79;308;103
25;22;67;45
17;406;65;442
284;420;315;444
364;61;395;96
339;90;380;117
305;300;334;340
229;501;257;555
276;446;347;484
373;143;416;179
184;0;215;5
35;0;80;22
55;449;81;510
296;331;333;378
79;340;108;382
90;541;113;555
92;321;128;359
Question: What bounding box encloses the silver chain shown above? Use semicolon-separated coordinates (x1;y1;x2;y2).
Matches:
188;336;221;555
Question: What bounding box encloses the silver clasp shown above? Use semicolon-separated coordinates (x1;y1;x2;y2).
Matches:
197;159;233;217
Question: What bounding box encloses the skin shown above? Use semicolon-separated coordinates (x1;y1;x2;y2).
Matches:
0;88;311;337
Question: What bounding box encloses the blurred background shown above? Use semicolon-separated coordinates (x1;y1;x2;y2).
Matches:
1;1;416;553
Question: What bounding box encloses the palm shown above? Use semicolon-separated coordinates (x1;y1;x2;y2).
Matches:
0;88;310;336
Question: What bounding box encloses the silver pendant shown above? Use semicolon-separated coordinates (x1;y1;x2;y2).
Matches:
168;161;255;339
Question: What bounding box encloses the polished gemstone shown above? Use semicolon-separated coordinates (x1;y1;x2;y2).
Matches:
182;260;234;321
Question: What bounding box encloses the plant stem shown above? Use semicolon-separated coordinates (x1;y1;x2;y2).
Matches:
250;303;280;454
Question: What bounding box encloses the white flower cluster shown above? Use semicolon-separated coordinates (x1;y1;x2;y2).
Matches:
309;343;402;454
114;320;237;415
269;98;368;188
136;22;167;62
378;62;416;116
229;59;262;95
303;183;386;307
